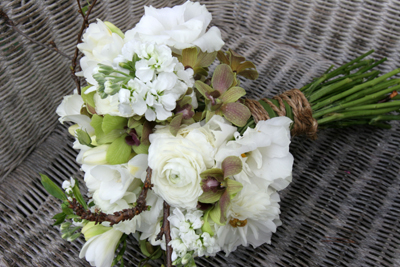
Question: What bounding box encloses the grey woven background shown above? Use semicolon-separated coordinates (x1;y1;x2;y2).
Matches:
1;0;400;266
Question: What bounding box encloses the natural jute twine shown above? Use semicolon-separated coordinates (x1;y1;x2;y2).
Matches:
245;89;318;139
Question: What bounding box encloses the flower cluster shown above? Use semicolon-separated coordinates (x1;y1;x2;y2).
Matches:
50;1;294;267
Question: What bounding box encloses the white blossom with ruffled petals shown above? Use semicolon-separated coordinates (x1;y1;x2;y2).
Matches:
213;182;282;255
125;1;224;53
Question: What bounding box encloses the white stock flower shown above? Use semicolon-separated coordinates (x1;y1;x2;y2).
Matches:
216;116;293;191
214;183;282;255
110;40;194;121
62;177;75;194
79;227;123;267
77;19;124;85
56;91;94;134
126;1;224;53
167;208;220;261
148;116;235;209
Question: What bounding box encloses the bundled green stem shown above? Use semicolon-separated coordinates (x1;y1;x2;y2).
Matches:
243;50;400;134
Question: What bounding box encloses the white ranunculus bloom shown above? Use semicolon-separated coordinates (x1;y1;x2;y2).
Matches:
79;227;123;267
148;116;235;209
56;91;94;135
213;183;282;255
125;1;224;53
77;19;124;85
215;116;293;191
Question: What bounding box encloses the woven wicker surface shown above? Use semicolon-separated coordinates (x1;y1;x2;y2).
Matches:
1;0;400;266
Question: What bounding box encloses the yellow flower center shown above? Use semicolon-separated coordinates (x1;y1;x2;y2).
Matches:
229;218;248;227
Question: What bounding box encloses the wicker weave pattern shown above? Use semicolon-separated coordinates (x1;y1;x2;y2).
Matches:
1;1;400;266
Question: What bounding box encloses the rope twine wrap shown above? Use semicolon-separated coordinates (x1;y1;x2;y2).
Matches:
245;89;318;139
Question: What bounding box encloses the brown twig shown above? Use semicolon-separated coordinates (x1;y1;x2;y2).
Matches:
71;0;98;95
155;201;172;267
69;168;153;225
164;202;172;267
0;8;72;60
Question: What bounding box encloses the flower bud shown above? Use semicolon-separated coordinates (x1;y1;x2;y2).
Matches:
82;144;110;165
104;21;124;38
81;222;111;241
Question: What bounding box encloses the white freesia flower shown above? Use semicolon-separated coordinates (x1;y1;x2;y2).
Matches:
148;116;235;209
215;116;293;191
82;154;147;204
126;1;224;53
56;91;94;134
77;19;124;85
214;183;282;255
79;227;123;267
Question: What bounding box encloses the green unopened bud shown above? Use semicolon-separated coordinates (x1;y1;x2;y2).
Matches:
76;129;93;147
67;232;81;242
98;64;115;75
81;222;111;241
82;144;109;165
181;253;192;265
60;222;72;231
104;21;124;38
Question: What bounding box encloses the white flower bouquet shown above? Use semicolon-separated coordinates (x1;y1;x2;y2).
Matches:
40;1;400;267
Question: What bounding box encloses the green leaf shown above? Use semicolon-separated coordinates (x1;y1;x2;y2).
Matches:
102;115;128;134
222;156;243;178
226;178;243;196
52;212;67;226
169;113;183;136
72;179;87;210
40;174;66;201
198;190;224;203
62;205;73;215
221;102;251;127
220;87;246;103
200;168;224;182
201;209;214;236
75;129;94;147
81;85;96;107
106;135;132;164
212;64;234;93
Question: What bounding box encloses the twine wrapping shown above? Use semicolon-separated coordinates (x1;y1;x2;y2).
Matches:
245;89;318;139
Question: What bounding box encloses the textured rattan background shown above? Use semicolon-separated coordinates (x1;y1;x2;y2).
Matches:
1;0;400;266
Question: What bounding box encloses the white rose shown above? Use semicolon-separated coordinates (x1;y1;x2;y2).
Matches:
126;1;224;53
